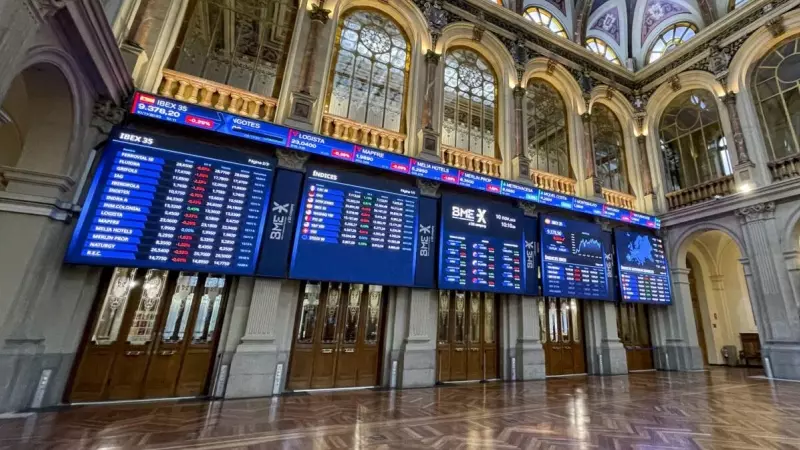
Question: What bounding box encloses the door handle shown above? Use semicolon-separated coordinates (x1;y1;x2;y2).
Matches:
125;351;144;356
321;348;333;354
159;350;177;356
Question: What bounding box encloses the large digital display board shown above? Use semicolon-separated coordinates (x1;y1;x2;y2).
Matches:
130;92;660;230
614;230;672;304
438;194;531;295
289;166;421;286
540;215;611;300
66;130;275;275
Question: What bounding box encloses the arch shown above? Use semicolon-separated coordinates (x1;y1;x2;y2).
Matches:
522;58;586;181
585;37;622;65
523;5;569;39
7;45;89;179
643;71;734;208
522;0;573;36
588;86;639;196
526;78;571;177
333;0;432;53
585;1;628;61
435;23;517;166
782;201;800;252
632;0;704;68
669;221;747;269
727;10;800;173
644;22;699;65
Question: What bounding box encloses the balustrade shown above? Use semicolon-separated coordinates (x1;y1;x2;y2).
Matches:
768;154;800;181
440;145;502;177
321;114;406;154
158;69;278;122
665;175;735;210
529;169;577;195
602;188;636;210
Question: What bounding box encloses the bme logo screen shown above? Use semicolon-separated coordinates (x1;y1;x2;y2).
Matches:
438;193;529;295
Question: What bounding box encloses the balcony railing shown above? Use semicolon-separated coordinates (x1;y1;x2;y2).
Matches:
665;175;735;211
530;169;577;195
602;188;636;210
768;153;800;181
440;145;502;177
158;69;278;122
321;114;406;154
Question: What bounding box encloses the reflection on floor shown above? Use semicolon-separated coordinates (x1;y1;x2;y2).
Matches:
3;367;798;449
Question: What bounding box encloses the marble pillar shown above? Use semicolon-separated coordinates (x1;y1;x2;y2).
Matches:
516;296;546;380
400;288;438;387
584;301;628;375
653;267;705;371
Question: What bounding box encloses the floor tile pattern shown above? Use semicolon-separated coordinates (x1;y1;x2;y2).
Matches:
2;368;799;449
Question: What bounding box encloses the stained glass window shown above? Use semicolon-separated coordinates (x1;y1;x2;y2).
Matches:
646;22;697;64
523;7;568;39
171;0;298;98
92;268;138;345
585;37;620;65
526;79;571;177
752;37;800;161
659;90;732;191
442;48;497;156
591;104;629;193
327;10;410;133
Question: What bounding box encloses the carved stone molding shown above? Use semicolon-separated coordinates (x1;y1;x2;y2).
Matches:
736;202;776;223
424;0;448;47
90;97;126;140
706;42;732;75
668;75;682;92
517;201;537;217
309;1;331;24
546;59;557;75
594;217;612;232
766;15;785;37
416;178;441;197
425;50;441;65
276;149;309;171
25;0;70;22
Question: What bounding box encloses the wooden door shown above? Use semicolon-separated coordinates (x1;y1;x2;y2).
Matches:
617;303;654;371
69;268;228;403
286;283;386;390
688;269;709;365
540;298;586;376
436;291;499;383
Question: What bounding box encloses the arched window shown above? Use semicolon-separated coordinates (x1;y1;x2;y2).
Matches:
523;7;568;39
326;10;410;133
171;0;298;98
586;38;620;65
526;79;570;177
646;22;698;64
752;37;800;161
659;90;733;192
591;104;628;192
442;48;497;156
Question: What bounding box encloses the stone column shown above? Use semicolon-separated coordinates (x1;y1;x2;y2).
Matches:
651;267;705;371
400;288;438;387
637;135;653;196
736;203;800;379
417;50;442;162
226;278;283;398
583;301;628;375
723;92;758;188
516;296;546;379
286;2;330;129
581;112;603;199
511;85;532;183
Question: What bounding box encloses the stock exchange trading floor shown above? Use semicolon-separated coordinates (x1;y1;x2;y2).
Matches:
2;367;798;449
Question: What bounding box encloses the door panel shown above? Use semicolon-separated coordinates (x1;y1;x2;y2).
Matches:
617;303;654;371
287;282;386;390
436;291;499;383
69;270;228;403
540;297;586;376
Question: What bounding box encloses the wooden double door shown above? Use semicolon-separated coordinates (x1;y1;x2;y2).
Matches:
538;297;587;376
436;291;499;382
287;282;386;390
617;303;655;371
69;268;229;402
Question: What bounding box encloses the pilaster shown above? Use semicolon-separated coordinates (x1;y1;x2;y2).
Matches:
652;267;705;371
511;85;532;184
400;288;437;388
723;93;759;189
226;278;283;398
516;296;545;380
286;1;330;130
417;50;442;162
583;301;627;375
580;112;603;200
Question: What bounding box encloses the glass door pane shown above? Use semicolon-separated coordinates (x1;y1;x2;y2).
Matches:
161;272;199;343
127;269;169;345
321;283;342;343
343;284;363;344
365;285;383;344
438;291;450;344
192;275;226;343
93;268;138;345
297;283;321;343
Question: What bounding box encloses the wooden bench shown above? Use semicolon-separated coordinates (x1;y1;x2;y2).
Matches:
739;333;762;367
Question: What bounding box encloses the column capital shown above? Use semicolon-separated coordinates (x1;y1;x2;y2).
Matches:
424;49;441;65
309;1;331;23
513;85;526;99
90;97;127;142
276;149;309;171
736;202;775;223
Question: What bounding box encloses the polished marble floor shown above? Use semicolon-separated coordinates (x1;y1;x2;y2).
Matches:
2;367;799;449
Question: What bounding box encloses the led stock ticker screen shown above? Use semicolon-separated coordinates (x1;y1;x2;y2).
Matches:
540;216;611;300
614;230;672;304
439;194;536;295
65;130;275;275
288;166;422;286
130;92;660;230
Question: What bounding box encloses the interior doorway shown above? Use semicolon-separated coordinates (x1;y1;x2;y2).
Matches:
69;268;229;402
616;303;654;371
286;282;386;390
436;290;499;382
538;297;586;376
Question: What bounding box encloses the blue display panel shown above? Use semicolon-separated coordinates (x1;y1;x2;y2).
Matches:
66;130;276;275
255;169;304;278
540;215;611;300
438;194;528;295
131;92;660;230
614;230;672;304
523;216;540;296
415;197;438;288
289;166;421;286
